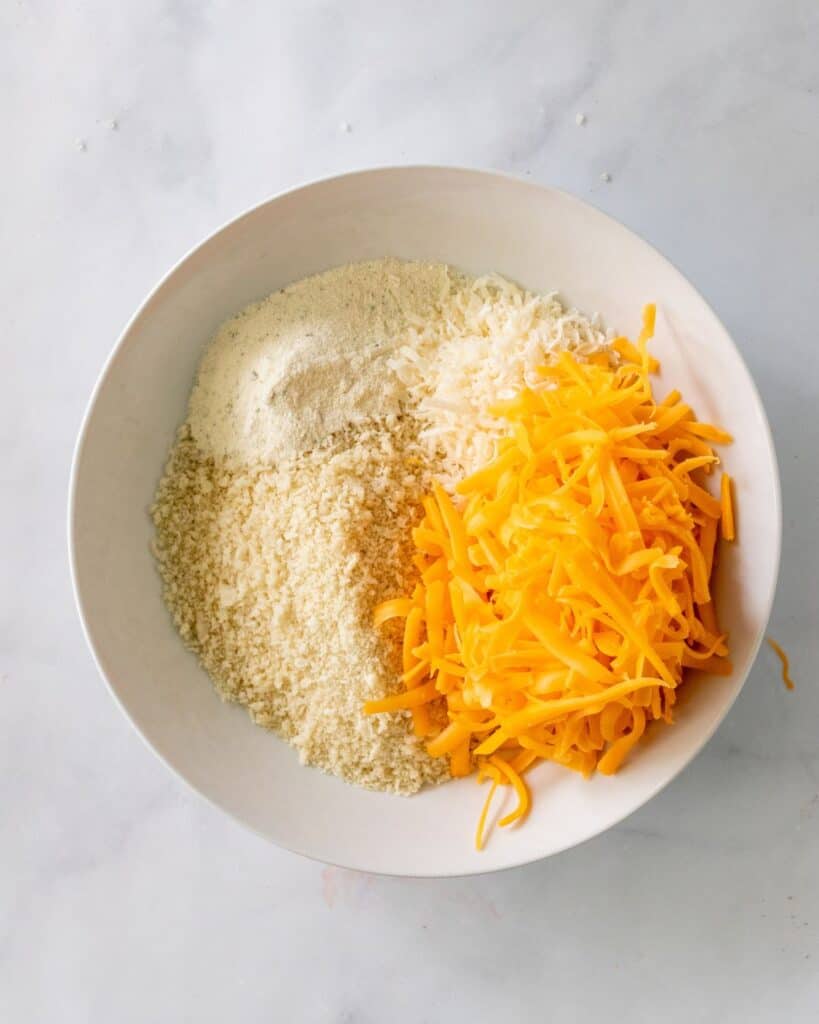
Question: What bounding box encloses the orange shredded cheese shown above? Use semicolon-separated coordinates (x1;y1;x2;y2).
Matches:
720;473;735;541
475;776;499;851
368;305;734;847
767;638;795;691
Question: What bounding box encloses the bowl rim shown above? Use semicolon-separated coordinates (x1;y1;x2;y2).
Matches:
68;164;782;877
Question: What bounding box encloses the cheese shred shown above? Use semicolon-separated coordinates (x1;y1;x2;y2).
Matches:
767;637;795;691
368;305;735;846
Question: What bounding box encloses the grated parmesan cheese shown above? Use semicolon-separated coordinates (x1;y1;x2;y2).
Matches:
392;274;613;486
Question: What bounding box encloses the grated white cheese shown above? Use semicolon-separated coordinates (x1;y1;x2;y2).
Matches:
392;274;613;486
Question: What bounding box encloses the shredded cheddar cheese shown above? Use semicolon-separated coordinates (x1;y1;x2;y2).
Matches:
767;638;795;691
367;306;734;847
720;473;735;541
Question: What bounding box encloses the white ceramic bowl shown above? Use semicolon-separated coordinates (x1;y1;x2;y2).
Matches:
70;167;780;876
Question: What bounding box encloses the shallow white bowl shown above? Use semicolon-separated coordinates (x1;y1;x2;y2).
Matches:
70;167;780;876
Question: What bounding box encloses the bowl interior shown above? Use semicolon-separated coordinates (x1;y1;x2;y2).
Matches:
70;168;780;876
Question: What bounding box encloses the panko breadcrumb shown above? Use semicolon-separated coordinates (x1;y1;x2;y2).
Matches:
151;417;449;794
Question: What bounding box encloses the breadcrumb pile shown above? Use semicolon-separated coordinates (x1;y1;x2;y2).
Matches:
152;419;448;793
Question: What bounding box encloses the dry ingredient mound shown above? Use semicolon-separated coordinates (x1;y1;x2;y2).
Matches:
187;258;456;465
152;416;449;795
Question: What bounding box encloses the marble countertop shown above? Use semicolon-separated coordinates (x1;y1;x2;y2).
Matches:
3;1;818;1020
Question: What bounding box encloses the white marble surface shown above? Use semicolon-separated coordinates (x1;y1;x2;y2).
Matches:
2;0;818;1019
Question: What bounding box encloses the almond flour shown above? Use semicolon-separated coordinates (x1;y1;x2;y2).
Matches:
187;259;455;466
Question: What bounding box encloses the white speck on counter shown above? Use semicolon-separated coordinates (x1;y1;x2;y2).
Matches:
76;138;87;152
600;171;611;183
109;119;119;131
575;112;586;126
339;121;352;133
